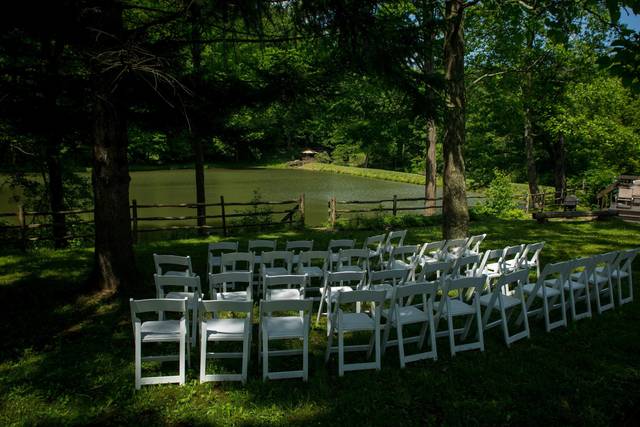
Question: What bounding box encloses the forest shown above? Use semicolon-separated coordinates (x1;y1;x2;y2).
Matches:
1;0;639;291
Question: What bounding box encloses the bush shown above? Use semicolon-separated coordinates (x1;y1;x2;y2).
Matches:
474;170;523;218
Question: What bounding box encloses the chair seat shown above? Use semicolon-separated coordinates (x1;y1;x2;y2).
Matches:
383;306;429;325
216;291;250;302
205;318;246;338
389;260;412;270
299;266;324;277
570;272;609;285
163;270;191;277
479;293;521;309
595;267;629;278
370;283;394;299
263;317;305;339
166;291;197;308
441;299;476;316
263;267;289;276
141;320;182;341
268;288;302;300
337;265;364;272
523;283;561;297
326;286;354;301
562;280;587;291
338;312;375;331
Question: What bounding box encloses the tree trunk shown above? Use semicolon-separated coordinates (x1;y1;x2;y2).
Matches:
42;36;68;248
522;30;539;202
190;1;206;234
552;132;567;202
425;118;437;215
423;0;437;216
90;1;135;292
442;0;469;239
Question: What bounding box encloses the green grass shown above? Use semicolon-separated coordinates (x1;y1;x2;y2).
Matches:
299;162;432;185
1;218;640;425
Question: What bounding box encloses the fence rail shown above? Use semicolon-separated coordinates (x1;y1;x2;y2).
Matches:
0;194;305;248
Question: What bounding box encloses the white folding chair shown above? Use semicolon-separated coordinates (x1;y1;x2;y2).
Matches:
479;270;530;347
415;241;447;277
574;252;616;314
450;254;480;279
518;261;568;332
260;251;294;293
384;230;407;253
325;290;386;376
602;248;638;305
493;245;524;274
327;239;356;270
220;252;254;274
316;270;366;327
464;234;487;257
363;233;386;269
366;268;409;299
435;276;485;356
199;299;252;384
387;244;420;273
414;260;452;284
285;240;314;264
516;242;545;278
336;248;370;272
475;248;505;289
297;250;328;300
207;242;239;275
208;271;252;302
260;299;313;381
440;238;469;261
153;254;194;277
382;282;438;367
248;239;277;266
129;298;188;390
562;258;593;322
154;274;201;348
263;274;307;300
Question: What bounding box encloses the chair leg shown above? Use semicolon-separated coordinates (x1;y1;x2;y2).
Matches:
338;329;345;377
375;325;381;371
262;332;269;381
447;314;456;357
303;332;309;382
179;335;186;385
242;334;250;385
200;328;207;383
396;322;405;368
134;334;142;390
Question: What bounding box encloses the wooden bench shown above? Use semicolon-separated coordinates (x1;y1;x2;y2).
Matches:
532;210;616;223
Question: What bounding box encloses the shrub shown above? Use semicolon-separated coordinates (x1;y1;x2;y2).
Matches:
474;170;522;218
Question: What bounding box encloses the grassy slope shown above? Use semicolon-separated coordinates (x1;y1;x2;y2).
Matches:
1;218;639;425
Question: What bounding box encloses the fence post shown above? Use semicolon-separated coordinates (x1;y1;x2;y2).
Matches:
541;192;545;211
131;199;138;244
299;193;305;226
17;204;26;251
329;196;336;229
392;195;398;216
220;195;227;237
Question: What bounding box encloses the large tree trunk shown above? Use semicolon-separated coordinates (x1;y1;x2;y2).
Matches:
552;132;567;203
190;0;206;234
522;30;539;202
90;1;135;292
42;36;68;248
423;0;437;216
442;0;469;239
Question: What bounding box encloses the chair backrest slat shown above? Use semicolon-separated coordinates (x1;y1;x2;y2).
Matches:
260;299;313;314
131;298;187;314
200;299;253;314
153;254;193;276
221;252;255;273
285;240;314;253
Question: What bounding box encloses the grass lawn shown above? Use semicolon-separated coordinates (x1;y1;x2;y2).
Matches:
1;218;639;425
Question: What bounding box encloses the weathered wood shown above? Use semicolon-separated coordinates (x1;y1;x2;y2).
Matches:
392;195;398;216
299;193;305;226
532;210;615;223
220;195;227;237
131;199;138;244
17;204;26;251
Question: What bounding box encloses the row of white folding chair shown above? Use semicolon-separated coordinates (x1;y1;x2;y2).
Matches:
414;234;486;267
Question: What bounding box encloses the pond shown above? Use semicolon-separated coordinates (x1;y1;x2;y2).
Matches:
0;168;475;228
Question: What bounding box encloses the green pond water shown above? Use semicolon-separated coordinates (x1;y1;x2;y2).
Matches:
0;168;464;227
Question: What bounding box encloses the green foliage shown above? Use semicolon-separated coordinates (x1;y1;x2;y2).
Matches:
474;170;524;218
234;190;274;230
